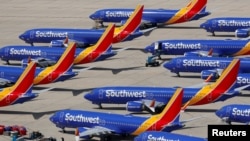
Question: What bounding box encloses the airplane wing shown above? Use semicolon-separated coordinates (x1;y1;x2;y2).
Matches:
78;126;115;138
0;78;13;87
22;57;58;68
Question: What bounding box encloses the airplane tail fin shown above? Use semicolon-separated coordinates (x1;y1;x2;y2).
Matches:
0;62;36;104
33;42;76;84
185;59;240;106
73;23;115;64
166;0;208;24
113;5;143;43
154;88;183;124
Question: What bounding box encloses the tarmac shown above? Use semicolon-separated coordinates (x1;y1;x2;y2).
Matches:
0;0;250;141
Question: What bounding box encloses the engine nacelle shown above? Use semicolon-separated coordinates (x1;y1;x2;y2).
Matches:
76;127;93;139
184;52;201;57
235;29;250;38
126;101;144;112
201;70;219;81
50;40;65;47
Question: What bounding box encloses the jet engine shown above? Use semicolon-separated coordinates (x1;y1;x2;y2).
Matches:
201;70;220;81
235;29;250;38
50;40;66;47
126;101;144;112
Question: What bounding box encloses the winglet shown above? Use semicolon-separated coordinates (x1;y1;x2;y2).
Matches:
113;5;143;43
33;42;76;84
73;23;115;64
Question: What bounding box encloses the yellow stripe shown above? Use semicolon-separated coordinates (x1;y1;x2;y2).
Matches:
234;42;250;56
166;0;198;24
185;59;238;105
132;88;182;135
0;62;35;100
34;43;75;83
74;24;114;64
114;5;142;36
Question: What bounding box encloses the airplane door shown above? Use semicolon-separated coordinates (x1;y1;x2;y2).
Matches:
0;72;4;78
219;62;227;69
177;59;182;68
142;133;148;140
98;89;104;99
226;106;231;117
99;119;106;126
30;30;34;39
212;20;217;28
59;112;64;123
6;95;10;104
207;92;212;102
5;48;9;56
48;72;53;82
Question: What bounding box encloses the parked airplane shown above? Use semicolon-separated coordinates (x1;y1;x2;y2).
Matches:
200;17;250;38
0;23;117;67
89;0;210;28
144;39;250;59
50;88;200;140
84;59;244;114
134;131;207;141
19;5;152;47
163;56;250;77
215;104;250;125
0;42;78;86
0;62;37;107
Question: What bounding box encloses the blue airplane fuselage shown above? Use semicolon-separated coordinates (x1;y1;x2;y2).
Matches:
145;39;250;56
164;56;250;74
84;86;238;106
19;28;143;45
200;17;250;32
0;45;116;64
49;110;182;133
134;131;207;141
90;9;210;24
215;104;250;124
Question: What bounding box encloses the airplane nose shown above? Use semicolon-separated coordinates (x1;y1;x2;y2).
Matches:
200;22;207;28
215;109;222;118
84;93;93;101
49;114;55;123
89;13;99;20
163;61;172;70
19;34;25;40
144;45;154;53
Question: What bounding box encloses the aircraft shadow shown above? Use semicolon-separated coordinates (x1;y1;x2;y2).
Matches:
73;66;145;75
207;34;235;38
33;86;94;96
172;75;201;79
238;93;250;97
94;107;126;111
0;110;59;120
184;108;217;113
157;25;202;29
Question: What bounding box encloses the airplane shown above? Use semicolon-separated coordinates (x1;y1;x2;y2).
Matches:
163;56;250;77
89;0;210;28
215;104;250;125
0;61;37;107
0;23;117;67
84;59;245;114
0;42;78;86
18;5;154;47
134;131;207;141
200;17;250;38
144;39;250;59
50;88;199;140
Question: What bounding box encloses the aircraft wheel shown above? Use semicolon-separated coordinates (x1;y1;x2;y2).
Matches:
145;63;148;67
101;135;111;141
